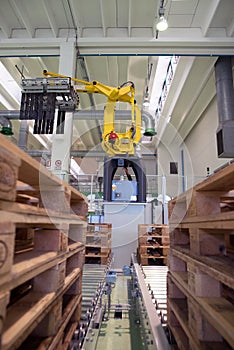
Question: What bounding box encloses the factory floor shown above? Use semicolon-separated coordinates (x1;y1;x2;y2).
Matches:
95;274;145;350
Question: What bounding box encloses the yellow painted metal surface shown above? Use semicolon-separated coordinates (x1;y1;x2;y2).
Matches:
43;70;142;156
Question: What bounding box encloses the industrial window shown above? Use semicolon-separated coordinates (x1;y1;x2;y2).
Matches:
170;162;178;174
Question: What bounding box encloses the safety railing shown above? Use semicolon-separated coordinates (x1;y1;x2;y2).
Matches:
68;173;206;202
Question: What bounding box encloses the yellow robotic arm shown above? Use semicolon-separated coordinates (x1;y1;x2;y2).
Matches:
43;70;142;156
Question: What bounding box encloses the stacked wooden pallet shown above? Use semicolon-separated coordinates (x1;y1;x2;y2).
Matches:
138;224;169;266
85;223;112;264
168;163;234;350
0;134;88;350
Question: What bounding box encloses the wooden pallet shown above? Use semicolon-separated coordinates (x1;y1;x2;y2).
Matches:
86;234;111;247
86;223;112;247
85;251;111;265
138;224;169;236
85;246;110;255
87;223;112;234
138;224;169;266
139;234;170;246
168;162;234;350
85;223;111;265
0;134;88;350
139;244;168;254
139;255;167;266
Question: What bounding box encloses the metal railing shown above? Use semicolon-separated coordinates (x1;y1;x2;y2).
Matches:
69;173;205;202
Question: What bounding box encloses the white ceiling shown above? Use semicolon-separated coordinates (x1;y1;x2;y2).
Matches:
0;0;233;153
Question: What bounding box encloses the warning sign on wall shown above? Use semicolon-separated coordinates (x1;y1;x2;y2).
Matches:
54;159;62;170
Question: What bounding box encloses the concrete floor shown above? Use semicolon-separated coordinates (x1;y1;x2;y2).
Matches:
96;274;145;350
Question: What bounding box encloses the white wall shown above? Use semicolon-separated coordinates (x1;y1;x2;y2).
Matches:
157;125;193;198
157;142;182;198
184;98;230;177
157;97;231;198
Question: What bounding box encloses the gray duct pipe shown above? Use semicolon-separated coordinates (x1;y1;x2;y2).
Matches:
215;56;234;123
27;150;156;158
0;116;13;135
74;109;156;136
0;109;156;136
0;110;19;118
0;110;156;136
215;56;234;157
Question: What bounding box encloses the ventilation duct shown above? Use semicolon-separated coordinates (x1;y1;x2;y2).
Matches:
74;109;156;136
0;109;156;135
0;109;156;141
215;56;234;157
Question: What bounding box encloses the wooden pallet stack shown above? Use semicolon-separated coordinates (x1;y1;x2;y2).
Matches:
0;134;88;350
168;163;234;350
85;223;112;264
138;224;169;266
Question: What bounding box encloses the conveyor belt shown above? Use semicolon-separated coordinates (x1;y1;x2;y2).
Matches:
81;264;107;322
68;264;107;349
132;255;171;350
69;261;171;350
142;265;168;324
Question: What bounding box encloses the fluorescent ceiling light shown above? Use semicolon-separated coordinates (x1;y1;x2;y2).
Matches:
156;16;168;31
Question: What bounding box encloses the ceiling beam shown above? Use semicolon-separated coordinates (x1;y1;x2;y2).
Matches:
156;57;195;144
69;0;81;37
201;0;221;36
227;17;234;37
100;0;106;37
10;0;35;38
0;47;59;57
176;57;217;131
0;39;62;57
41;0;58;38
178;73;216;142
0;35;234;56
77;36;234;55
0;84;19;109
37;57;49;71
0;13;11;38
128;0;132;37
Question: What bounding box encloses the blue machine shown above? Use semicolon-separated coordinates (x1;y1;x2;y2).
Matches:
103;157;146;203
111;180;137;202
106;271;117;284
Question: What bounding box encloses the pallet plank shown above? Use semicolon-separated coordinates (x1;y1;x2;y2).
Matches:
0;135;87;349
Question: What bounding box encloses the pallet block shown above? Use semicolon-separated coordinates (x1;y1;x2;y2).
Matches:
0;147;20;202
34;228;68;252
0;222;15;287
33;298;63;337
0;292;10;342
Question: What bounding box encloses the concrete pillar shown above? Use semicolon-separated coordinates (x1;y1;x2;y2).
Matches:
51;41;76;181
